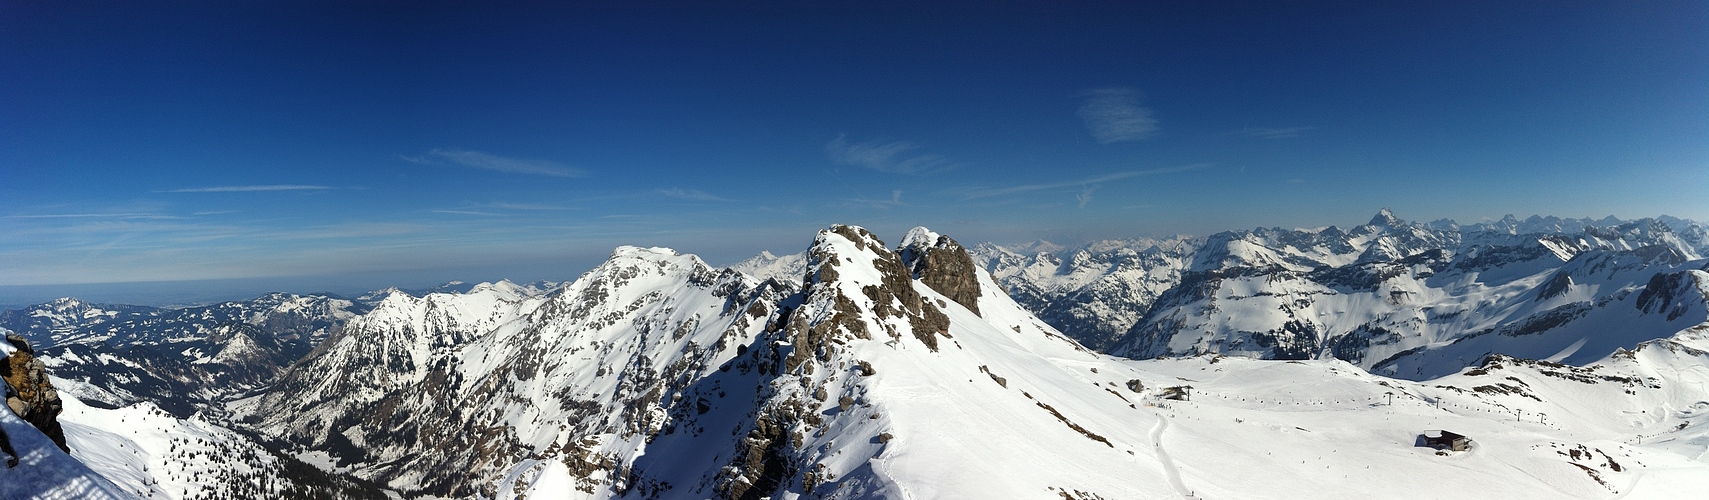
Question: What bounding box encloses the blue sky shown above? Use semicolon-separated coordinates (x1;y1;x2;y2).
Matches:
2;1;1706;298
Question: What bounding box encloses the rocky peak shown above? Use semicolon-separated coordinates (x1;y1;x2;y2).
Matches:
46;297;83;309
793;225;950;355
897;226;982;316
1368;208;1404;228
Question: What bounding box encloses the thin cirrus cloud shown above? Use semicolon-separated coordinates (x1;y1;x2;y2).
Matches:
1077;87;1159;143
405;148;587;178
483;202;578;211
958;164;1211;199
431;209;507;216
4;212;180;220
1234;126;1315;139
825;135;955;175
849;190;907;209
657;188;734;202
162;185;335;193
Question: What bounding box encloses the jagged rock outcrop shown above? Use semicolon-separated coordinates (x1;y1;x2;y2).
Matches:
717;225;958;497
3;334;68;452
898;227;982;316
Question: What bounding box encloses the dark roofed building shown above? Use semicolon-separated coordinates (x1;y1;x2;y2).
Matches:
1421;430;1469;451
1159;386;1191;401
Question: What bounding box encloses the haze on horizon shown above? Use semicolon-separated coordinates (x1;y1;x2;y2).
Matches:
3;1;1705;300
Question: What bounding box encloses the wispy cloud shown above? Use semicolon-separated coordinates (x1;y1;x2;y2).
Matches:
826;135;955;175
959;164;1210;199
163;185;334;193
484;202;578;211
4;213;181;220
431;210;507;216
1077;87;1159;143
850;190;907;209
404;149;586;178
658;188;735;202
1076;186;1098;208
1234;126;1315;139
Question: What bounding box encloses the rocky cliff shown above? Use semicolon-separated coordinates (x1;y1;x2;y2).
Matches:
3;333;68;452
898;226;983;316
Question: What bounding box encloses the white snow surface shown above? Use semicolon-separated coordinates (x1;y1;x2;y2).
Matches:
0;390;133;499
1;328;15;357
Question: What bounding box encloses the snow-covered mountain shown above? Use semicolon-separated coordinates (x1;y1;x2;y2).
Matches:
971;235;1195;351
231;246;794;497
10;218;1709;499
208;223;1709;498
976;211;1709;379
2;293;368;415
726;250;809;289
230;226;1203;497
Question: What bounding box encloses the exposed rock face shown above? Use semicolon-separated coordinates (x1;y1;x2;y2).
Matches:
718;225;958;498
3;334;69;452
898;227;982;316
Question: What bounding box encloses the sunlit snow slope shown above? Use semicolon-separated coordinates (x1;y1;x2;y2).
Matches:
1;385;132;499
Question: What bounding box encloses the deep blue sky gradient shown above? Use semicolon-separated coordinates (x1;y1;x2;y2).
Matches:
3;1;1705;296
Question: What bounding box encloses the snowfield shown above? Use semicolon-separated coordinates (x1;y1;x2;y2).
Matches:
0;390;131;499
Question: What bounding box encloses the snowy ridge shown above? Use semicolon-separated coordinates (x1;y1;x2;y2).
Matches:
48;385;388;499
234;245;790;496
972;211;1709;377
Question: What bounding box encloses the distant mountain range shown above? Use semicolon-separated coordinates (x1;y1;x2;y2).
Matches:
4;213;1708;498
975;210;1708;378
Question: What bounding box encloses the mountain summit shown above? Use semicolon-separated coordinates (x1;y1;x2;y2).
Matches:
1368;207;1403;227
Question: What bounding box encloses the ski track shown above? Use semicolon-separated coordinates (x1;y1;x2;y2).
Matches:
1610;470;1644;500
1150;414;1193;499
877;453;914;500
497;458;540;500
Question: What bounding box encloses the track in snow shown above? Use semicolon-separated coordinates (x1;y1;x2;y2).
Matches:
497;459;541;500
1150;414;1195;499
